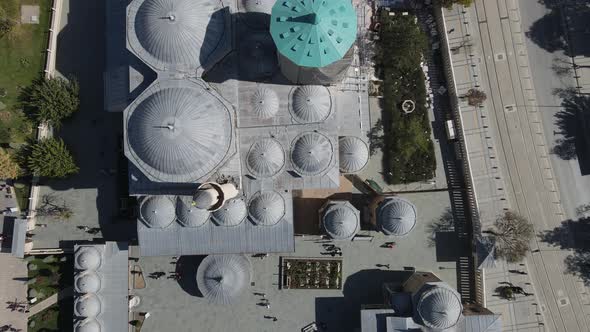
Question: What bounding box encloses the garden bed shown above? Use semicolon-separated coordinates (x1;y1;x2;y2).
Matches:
281;257;342;289
375;11;436;184
26;254;73;303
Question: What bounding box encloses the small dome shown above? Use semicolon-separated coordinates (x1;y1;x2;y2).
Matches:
196;255;251;305
417;285;463;330
248;191;285;226
140;196;176;228
339;136;369;173
74;294;102;318
377;197;417;236
212;198;247;226
75;247;102;270
246;138;285;178
291;132;333;176
75;272;101;293
322;202;359;240
250;88;279;119
129;0;226;70
75;319;101;332
290;86;332;123
176;196;210;227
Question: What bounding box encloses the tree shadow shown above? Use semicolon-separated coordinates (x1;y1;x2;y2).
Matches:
539;218;590;285
425;207;455;247
551;93;590;174
527;1;590;57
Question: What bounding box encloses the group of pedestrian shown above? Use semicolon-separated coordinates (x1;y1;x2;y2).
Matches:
255;292;278;321
77;226;100;235
320;244;342;257
148;272;166;279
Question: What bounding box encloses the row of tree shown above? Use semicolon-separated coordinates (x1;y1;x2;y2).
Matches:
0;77;80;180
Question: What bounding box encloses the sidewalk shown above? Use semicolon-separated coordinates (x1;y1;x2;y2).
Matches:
27;286;73;317
0;254;27;331
442;0;590;331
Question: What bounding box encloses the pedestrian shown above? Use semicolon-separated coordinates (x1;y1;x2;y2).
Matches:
265;303;270;309
272;317;278;322
448;28;455;34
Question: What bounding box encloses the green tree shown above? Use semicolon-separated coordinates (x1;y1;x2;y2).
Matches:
26;138;78;178
485;211;534;263
23;77;79;127
439;0;474;9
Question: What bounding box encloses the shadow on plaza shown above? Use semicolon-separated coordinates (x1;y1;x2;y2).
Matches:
315;270;413;330
526;1;590;57
539;217;590;285
551;93;590;175
49;0;135;243
176;255;206;298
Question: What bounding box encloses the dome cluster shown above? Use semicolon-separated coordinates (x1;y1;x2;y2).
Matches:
74;246;104;332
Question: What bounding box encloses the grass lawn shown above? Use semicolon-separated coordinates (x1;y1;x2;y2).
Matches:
27;254;73;303
375;11;436;184
0;0;51;144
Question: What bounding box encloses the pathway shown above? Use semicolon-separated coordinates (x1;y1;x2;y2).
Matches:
0;254;27;331
27;286;73;317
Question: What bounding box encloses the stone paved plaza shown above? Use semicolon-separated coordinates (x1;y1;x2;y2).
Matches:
132;191;456;332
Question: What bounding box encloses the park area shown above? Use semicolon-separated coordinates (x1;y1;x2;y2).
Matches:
374;11;436;184
0;0;51;144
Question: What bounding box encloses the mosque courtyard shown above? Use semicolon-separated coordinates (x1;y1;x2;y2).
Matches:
131;191;456;332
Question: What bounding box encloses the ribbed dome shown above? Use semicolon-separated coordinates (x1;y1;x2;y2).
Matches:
75;319;101;332
246;138;285;178
377;197;417;236
291;132;333;176
250;87;279;119
322;202;359;240
176;196;209;227
196;255;251;305
75;247;102;271
290;86;332;123
140;196;176;228
417;285;463;330
192;189;217;210
212;198;247;226
129;0;226;70
75;272;101;293
74;294;102;318
248;191;285;226
339;136;369;173
125;83;232;183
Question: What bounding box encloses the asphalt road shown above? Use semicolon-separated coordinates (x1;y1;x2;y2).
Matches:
518;0;590;220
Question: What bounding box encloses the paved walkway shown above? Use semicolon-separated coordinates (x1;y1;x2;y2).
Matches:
0;254;27;331
27;286;73;317
443;0;590;331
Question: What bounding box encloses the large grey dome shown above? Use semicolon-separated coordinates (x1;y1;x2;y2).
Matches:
196;255;251;305
75;247;102;270
125;83;232;183
176;196;209;227
75;319;101;332
290;86;332;123
250;87;279;119
75;272;101;293
248;191;285;226
129;0;226;70
339;136;369;173
140;196;176;228
417;285;463;330
246;138;285;178
322;202;359;240
291;132;333;176
211;198;247;226
74;294;102;318
377;197;417;236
